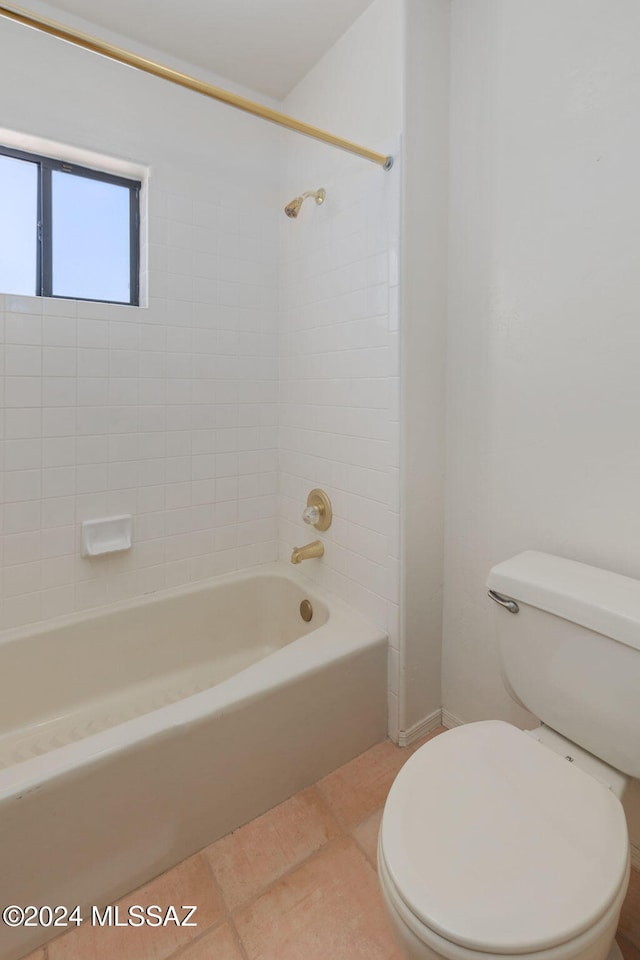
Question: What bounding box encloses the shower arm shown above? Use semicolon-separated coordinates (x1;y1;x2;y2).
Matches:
0;2;394;171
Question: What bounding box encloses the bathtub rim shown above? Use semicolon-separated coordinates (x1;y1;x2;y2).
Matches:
0;561;387;801
0;559;331;650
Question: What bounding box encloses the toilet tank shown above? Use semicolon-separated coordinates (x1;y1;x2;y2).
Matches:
487;551;640;779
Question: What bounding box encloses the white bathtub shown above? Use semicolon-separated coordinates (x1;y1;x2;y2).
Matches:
0;563;387;960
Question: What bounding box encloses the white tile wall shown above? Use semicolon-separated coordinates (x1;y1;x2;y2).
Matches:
278;160;402;735
0;180;280;631
0;166;401;640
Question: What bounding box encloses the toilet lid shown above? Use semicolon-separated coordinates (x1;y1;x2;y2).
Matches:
380;721;629;955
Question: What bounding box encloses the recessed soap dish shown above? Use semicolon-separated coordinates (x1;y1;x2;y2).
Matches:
81;515;133;557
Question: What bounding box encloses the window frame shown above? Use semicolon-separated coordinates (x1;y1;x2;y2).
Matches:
0;144;140;306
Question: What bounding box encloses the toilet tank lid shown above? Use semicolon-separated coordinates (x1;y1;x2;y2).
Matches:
488;551;640;652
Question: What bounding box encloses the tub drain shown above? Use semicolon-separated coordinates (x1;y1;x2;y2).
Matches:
300;599;313;622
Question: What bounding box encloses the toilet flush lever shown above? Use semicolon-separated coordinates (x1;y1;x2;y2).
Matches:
488;590;519;614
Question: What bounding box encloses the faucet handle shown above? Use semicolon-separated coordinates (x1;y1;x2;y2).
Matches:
302;489;332;531
303;505;321;525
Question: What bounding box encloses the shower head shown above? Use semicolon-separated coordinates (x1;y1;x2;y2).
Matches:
284;188;326;219
285;196;304;218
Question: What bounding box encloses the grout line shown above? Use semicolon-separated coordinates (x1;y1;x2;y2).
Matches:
315;789;352;835
313;737;406;833
348;809;383;871
226;917;252;960
200;849;233;924
166;916;228;960
214;785;353;920
228;834;349;921
165;854;231;960
199;848;252;959
307;780;350;833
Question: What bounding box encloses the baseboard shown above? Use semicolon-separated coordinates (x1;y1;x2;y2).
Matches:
397;708;443;747
441;708;465;729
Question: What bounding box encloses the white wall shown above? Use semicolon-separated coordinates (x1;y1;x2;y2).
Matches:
444;0;640;852
0;14;281;629
400;0;449;735
278;0;404;736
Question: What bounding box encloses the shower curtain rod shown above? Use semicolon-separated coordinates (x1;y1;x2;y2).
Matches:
0;3;394;170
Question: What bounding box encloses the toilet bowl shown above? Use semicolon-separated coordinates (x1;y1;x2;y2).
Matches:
378;721;630;960
378;553;640;960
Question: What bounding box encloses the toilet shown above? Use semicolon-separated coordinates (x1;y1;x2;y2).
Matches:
379;551;639;960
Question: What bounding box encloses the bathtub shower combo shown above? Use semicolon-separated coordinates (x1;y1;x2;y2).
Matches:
0;9;398;956
0;565;387;959
0;160;393;959
0;167;391;960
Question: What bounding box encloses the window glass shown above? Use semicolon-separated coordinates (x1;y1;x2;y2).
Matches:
51;170;132;303
0;144;140;305
0;153;38;296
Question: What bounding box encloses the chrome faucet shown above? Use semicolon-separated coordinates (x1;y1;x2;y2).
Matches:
290;540;324;564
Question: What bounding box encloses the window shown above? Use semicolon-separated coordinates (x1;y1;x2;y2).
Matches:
0;145;140;305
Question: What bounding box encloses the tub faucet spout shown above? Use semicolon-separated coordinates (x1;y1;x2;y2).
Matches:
290;540;324;564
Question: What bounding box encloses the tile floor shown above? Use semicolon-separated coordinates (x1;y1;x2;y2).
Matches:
26;726;640;960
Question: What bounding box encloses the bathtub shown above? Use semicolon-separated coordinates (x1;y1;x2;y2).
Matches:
0;563;387;960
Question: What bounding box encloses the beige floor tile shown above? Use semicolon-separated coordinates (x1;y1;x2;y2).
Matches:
175;923;244;960
234;836;401;960
48;853;224;960
409;726;448;752
20;950;45;960
316;739;415;829
351;807;383;867
620;867;640;948
205;786;341;910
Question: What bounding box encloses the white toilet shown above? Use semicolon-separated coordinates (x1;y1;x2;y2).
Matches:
379;551;639;960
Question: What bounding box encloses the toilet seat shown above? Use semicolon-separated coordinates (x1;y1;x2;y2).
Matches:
379;843;629;960
380;721;629;956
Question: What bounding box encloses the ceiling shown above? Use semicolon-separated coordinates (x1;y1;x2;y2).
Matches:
38;0;376;99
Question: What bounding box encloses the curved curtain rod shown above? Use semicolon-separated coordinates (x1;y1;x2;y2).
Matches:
0;2;394;170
